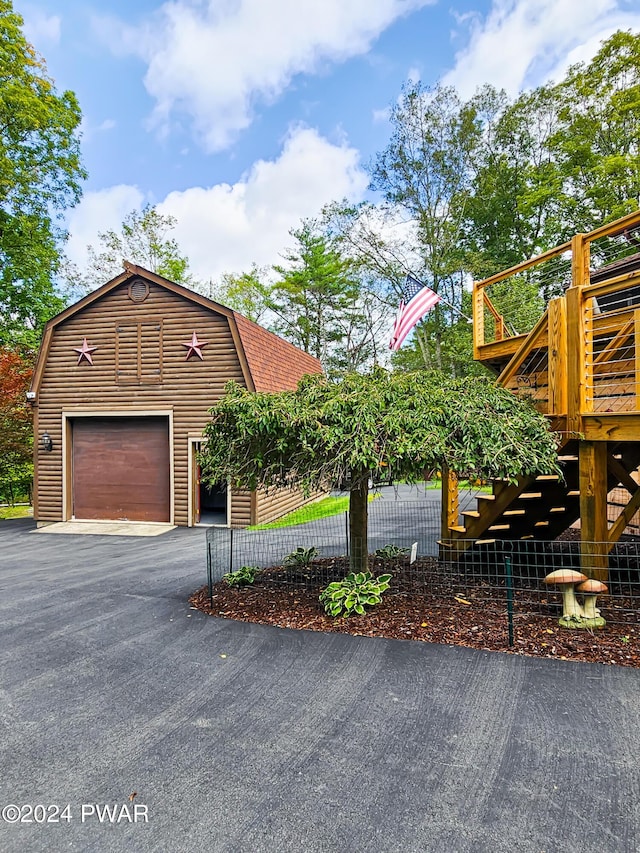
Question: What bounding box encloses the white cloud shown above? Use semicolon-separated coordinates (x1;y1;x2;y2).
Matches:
65;127;368;282
79;116;117;144
372;107;391;123
161;126;368;280
96;0;432;152
65;184;146;270
443;0;640;98
20;5;61;45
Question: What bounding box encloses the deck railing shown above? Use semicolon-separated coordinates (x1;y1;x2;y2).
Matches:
473;210;640;422
473;242;572;355
583;274;640;415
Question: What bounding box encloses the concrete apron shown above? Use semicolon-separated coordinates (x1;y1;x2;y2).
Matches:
33;520;176;537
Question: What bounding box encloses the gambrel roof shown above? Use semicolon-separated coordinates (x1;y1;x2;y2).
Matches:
31;261;322;394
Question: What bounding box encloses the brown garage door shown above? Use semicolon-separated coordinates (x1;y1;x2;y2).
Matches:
72;417;170;522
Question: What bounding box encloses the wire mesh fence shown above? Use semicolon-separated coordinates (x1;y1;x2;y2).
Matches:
206;495;443;585
205;485;483;578
206;495;640;639
438;537;640;633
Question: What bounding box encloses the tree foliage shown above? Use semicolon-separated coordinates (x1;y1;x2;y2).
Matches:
370;83;482;374
551;30;640;233
465;84;565;277
211;265;272;323
0;346;33;503
360;31;640;369
0;1;85;346
201;369;559;570
467;30;640;273
269;220;362;368
64;205;196;296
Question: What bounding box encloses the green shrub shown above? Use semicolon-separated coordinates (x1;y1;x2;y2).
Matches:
320;571;392;617
223;565;261;587
374;544;409;559
282;546;318;568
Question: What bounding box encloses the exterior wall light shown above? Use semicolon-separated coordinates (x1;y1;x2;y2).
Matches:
41;432;53;452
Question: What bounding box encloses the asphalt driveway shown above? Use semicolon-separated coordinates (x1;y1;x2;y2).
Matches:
1;517;639;852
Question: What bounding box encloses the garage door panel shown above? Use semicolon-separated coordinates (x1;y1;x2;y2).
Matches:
72;417;170;522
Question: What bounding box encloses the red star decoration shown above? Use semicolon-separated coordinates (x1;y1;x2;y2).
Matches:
182;331;209;361
73;337;98;365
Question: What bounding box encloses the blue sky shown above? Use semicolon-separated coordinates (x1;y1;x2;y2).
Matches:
14;0;640;284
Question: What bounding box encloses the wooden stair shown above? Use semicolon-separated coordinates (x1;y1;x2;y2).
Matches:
458;211;640;572
444;440;640;546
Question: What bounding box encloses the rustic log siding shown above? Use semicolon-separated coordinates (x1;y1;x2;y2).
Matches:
35;281;246;525
255;487;324;525
230;490;253;527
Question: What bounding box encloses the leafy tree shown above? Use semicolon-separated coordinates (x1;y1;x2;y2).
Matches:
201;369;559;571
0;1;85;346
269;220;361;368
465;84;565;278
64;205;196;296
324;285;390;375
551;30;640;235
0;346;33;504
322;200;414;297
465;31;640;279
322;200;421;370
211;265;272;323
370;83;483;374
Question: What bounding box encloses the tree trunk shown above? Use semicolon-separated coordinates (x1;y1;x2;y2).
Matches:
349;471;369;573
416;327;430;368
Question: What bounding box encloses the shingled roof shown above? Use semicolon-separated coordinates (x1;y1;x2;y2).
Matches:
31;262;323;394
232;312;321;392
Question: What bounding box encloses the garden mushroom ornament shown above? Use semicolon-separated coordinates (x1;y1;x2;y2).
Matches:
544;569;587;628
576;579;608;628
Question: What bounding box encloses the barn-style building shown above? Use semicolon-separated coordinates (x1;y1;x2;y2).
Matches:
30;262;322;528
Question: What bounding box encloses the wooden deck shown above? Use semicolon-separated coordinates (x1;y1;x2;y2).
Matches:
443;209;640;579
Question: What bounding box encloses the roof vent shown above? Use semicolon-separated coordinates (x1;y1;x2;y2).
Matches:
128;278;150;304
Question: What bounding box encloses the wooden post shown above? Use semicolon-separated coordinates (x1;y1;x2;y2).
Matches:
440;464;459;541
567;234;589;435
566;286;584;435
571;232;591;287
635;309;640;412
473;284;484;359
579;440;609;582
547;297;567;416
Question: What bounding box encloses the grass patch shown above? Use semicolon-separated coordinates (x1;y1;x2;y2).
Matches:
0;504;32;520
249;493;379;530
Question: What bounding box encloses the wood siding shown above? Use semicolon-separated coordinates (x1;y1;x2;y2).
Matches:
255;486;324;525
230;489;253;527
35;279;246;525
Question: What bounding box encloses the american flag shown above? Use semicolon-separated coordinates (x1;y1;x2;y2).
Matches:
389;274;441;351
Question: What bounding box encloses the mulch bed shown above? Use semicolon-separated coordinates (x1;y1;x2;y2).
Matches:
189;556;640;668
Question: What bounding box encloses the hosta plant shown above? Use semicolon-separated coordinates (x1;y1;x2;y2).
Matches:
375;544;409;559
320;571;392;617
283;546;318;568
223;565;261;587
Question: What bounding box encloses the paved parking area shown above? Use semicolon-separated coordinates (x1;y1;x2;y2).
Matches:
1;517;639;852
